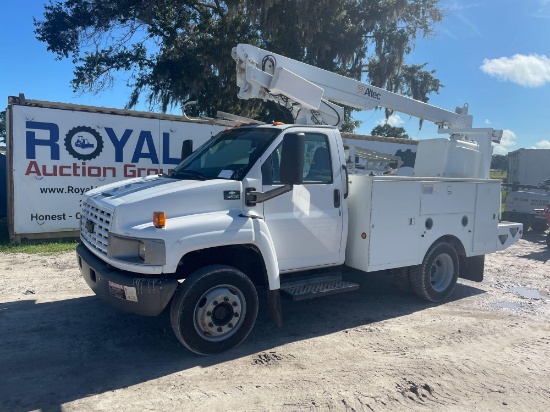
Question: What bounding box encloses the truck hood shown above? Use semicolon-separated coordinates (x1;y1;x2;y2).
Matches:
85;175;244;233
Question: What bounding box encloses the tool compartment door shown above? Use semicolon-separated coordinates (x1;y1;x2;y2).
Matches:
368;180;421;269
473;182;500;254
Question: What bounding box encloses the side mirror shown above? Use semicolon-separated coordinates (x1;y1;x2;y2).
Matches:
181;139;193;161
280;133;305;185
245;133;305;207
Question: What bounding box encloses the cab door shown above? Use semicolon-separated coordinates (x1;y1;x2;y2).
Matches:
262;130;344;271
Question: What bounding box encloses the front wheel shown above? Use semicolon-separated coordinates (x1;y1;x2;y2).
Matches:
170;265;258;355
410;241;459;302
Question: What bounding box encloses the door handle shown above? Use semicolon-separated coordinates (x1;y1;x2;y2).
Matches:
342;165;349;199
334;189;341;208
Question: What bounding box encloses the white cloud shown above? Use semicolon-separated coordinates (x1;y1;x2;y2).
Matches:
484;119;491;125
534;140;550;149
455;13;481;36
442;2;482;38
493;129;517;154
377;114;404;127
493;146;508;155
533;1;550;18
439;27;458;40
446;1;482;12
480;54;550;87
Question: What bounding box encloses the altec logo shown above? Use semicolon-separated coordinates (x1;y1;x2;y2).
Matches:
24;122;182;178
357;85;381;100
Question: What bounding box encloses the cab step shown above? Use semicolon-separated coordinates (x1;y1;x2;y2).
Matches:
280;274;359;301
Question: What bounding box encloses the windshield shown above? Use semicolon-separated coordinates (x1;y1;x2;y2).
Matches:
171;127;280;181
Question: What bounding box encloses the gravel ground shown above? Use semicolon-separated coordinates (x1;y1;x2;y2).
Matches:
0;232;549;411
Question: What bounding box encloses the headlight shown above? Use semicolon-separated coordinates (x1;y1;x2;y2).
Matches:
138;241;146;260
108;235;166;265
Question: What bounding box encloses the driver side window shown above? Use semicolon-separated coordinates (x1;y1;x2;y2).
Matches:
262;133;332;185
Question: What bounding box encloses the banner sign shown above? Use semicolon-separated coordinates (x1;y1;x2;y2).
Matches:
10;105;225;235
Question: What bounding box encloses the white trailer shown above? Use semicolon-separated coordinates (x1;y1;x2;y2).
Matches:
74;44;522;354
503;148;550;231
5;95;231;241
508;148;550;186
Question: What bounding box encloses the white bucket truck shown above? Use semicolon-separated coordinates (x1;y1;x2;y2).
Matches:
76;44;522;354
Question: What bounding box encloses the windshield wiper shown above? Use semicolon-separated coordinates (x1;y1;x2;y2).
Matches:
171;170;208;181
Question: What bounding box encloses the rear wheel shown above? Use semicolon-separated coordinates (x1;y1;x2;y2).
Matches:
170;265;258;355
410;242;459;302
531;221;547;233
546;232;550;248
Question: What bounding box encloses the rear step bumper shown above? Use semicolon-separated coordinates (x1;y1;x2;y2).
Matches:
497;221;523;251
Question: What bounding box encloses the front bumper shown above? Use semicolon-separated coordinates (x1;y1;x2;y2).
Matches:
76;243;178;316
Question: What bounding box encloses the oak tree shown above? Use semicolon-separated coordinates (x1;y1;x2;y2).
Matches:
0;110;6;145
35;0;444;130
371;123;409;139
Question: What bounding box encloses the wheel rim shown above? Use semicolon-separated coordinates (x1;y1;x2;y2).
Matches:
193;285;246;342
430;253;454;292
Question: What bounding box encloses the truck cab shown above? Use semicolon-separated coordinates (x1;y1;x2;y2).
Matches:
77;123;351;353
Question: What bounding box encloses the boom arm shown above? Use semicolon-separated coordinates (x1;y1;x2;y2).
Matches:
232;44;504;178
232;44;502;139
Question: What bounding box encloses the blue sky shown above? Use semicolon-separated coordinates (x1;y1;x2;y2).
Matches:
1;0;549;155
356;0;550;154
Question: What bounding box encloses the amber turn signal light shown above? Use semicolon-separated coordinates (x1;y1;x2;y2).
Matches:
153;211;166;228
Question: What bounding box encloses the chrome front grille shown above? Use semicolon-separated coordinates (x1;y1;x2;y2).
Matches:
80;201;112;256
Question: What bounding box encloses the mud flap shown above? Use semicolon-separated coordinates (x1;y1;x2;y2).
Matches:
267;289;283;327
459;255;485;282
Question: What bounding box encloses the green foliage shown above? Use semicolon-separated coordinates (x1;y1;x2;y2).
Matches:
491;154;508;171
34;0;444;131
490;169;507;180
371;123;409;139
0;218;78;254
0;110;6;145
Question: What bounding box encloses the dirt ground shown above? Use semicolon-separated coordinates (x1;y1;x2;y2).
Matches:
1;232;549;412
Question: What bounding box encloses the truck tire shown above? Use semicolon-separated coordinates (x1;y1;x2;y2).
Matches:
531;221;547;233
390;267;411;293
170;265;258;355
410;241;459;303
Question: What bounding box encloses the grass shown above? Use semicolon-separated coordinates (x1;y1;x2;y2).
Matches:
490;170;508;212
490;169;507;181
0;218;78;254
